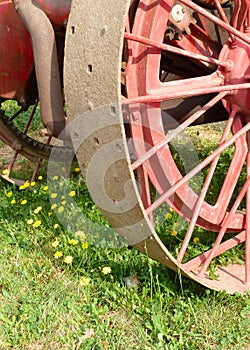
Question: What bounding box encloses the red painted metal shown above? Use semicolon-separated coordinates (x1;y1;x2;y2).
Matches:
177;110;236;263
197;174;250;277
0;1;33;100
220;38;250;118
131;92;228;171
245;132;250;285
179;0;250;45
0;0;71;102
125;0;250;289
124;32;230;69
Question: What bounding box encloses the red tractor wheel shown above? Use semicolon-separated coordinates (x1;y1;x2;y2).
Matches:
65;0;250;293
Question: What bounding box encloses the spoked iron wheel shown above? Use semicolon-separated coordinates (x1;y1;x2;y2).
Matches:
65;0;250;293
0;101;74;185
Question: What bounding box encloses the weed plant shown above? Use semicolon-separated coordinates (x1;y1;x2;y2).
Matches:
1;100;42;132
0;107;250;348
0;168;250;349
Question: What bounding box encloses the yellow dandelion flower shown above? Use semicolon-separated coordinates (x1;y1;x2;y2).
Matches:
53;176;59;180
169;230;178;236
193;237;200;244
54;251;63;259
21;199;27;205
19;182;29;190
61;200;66;206
61;195;65;200
6;191;13;197
10;199;16;204
75;231;86;240
52;240;59;248
54;223;59;229
64;255;73;264
30;181;36;187
69;190;76;197
166;213;172;220
57;206;64;213
33;220;41;228
51;204;57;210
2;169;8;175
68;239;78;245
74;167;81;172
34;206;42;214
38;175;43;180
51;193;57;199
48;212;52;216
102;266;111;275
27;219;34;225
43;186;48;191
82;242;89;249
80;277;90;286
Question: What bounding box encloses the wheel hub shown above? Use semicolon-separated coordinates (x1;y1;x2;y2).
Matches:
221;38;250;116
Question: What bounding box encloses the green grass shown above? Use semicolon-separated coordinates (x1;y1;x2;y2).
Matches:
1;105;250;349
0;172;250;350
1;100;42;132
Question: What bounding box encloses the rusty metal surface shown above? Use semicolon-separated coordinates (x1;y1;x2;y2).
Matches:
64;0;178;270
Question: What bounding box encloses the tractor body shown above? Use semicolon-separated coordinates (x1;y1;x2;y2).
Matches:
0;0;70;105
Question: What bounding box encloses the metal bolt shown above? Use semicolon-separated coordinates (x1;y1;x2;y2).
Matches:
171;4;185;23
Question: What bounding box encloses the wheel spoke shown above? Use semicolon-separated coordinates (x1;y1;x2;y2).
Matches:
179;0;250;42
124;81;250;104
1;101;39;179
211;117;247;223
177;107;238;263
0;100;73;183
183;230;246;271
231;0;242;29
213;0;230;25
124;32;231;69
30;135;52;182
137;165;154;223
9;106;25;121
131;92;227;171
232;0;249;30
245;131;250;285
145;119;250;216
198;174;250;277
